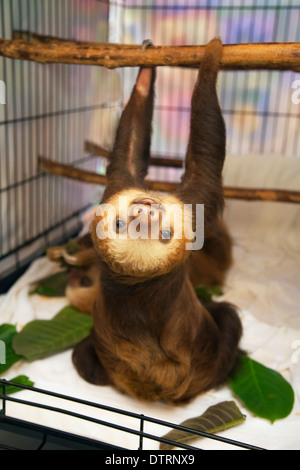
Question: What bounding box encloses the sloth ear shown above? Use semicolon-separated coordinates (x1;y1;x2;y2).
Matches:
102;67;156;202
175;38;225;219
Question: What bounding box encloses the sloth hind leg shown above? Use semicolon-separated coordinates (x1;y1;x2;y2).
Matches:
72;335;112;386
207;301;243;383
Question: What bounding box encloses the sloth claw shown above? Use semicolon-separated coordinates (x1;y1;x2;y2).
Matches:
141;39;153;51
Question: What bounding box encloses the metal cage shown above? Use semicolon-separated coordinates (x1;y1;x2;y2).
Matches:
0;379;265;450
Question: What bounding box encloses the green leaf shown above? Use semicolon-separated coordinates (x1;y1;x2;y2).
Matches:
12;306;93;362
159;401;245;450
0;324;23;374
0;375;34;395
29;270;68;297
229;356;294;423
194;284;223;303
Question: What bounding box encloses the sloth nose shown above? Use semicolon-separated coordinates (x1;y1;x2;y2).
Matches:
131;203;160;225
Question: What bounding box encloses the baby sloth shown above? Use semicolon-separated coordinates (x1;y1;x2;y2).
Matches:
66;38;242;404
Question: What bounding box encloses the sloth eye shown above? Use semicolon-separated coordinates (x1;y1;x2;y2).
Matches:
160;229;171;240
116;219;126;232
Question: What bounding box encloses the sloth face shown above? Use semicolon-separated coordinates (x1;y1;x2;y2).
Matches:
91;189;195;279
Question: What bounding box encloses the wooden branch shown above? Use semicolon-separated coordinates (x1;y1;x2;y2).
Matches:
83;143;300;202
1;35;299;70
38;155;107;186
38;156;300;203
84;141;110;159
223;187;300;204
85;141;184;168
12;30;78;44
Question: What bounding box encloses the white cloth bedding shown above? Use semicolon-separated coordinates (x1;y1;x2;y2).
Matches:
0;154;300;450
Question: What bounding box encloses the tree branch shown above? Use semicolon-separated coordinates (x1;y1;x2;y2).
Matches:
38;155;107;186
38;156;300;203
1;34;299;70
84;141;184;168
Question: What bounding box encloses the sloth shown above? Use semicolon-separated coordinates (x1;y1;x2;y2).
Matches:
48;38;242;404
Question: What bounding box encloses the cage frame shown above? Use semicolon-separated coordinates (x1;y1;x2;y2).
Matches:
0;378;266;451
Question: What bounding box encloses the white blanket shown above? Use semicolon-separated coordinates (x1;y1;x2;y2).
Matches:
1;154;300;450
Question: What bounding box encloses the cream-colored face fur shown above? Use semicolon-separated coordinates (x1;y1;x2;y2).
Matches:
91;189;195;279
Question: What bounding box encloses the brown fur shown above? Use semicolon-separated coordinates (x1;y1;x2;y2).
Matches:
69;38;242;404
65;264;100;315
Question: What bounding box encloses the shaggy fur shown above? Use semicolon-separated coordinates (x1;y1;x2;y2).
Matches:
91;188;194;280
68;38;242;404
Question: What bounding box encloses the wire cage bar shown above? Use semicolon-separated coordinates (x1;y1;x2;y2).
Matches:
0;379;265;451
0;0;115;288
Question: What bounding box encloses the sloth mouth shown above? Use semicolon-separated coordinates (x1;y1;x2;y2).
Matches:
131;196;163;209
129;197;173;242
